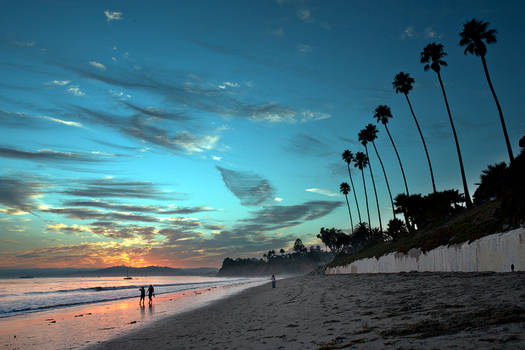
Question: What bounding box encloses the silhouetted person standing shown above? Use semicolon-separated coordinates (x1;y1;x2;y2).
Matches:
147;284;155;305
271;274;276;288
511;264;515;272
139;286;145;306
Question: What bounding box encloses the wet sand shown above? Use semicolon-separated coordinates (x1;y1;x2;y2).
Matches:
0;280;266;350
90;272;525;349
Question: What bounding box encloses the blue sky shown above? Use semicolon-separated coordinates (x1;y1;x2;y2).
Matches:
1;0;524;268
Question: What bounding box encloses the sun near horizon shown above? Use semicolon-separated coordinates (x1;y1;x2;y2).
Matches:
1;0;525;271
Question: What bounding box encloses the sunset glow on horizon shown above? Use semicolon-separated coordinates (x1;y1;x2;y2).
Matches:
1;1;524;269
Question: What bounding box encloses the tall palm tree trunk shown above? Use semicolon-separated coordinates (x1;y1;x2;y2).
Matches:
384;125;409;196
371;141;395;219
480;55;514;163
404;93;437;192
346;164;362;222
436;71;473;207
364;145;383;231
360;169;371;229
344;194;354;233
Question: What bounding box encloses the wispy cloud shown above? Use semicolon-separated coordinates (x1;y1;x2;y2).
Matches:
89;139;139;151
274;197;283;202
0;110;33;128
300;110;330;122
73;106;219;154
109;90;131;99
89;61;107;71
400;26;443;40
424;27;443;39
122;101;190;122
47;223;90;234
8;242;155;267
62;178;172;200
162;206;215;215
14;41;36;48
401;26;415;40
104;10;123;22
40;116;82;127
305;188;339;197
0;147;107;162
239;200;342;231
67;86;85;96
297;44;312;53
223;81;240;88
90;223;159;240
216;166;275;206
47;80;70;86
63;199;161;213
60;55;329;125
41;206;160;222
285;133;329;157
297;8;312;22
62;199;215;215
0;176;44;214
1;109;84;129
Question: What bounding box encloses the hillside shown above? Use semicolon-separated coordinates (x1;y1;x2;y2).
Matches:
329;200;506;268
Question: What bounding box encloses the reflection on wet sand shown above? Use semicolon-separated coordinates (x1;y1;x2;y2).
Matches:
0;280;266;350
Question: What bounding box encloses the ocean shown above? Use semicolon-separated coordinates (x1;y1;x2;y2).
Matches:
0;275;255;318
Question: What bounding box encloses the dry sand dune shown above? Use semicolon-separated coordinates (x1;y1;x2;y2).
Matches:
90;272;525;349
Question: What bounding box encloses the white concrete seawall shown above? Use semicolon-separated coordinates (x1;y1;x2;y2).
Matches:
326;228;525;274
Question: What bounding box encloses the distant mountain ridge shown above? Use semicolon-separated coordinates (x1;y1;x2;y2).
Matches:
0;265;218;278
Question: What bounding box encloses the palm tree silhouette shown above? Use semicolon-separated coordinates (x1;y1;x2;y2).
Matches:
460;18;514;163
354;151;371;229
341;150;362;222
374;105;409;197
421;42;472;207
363;123;395;219
358;128;383;232
393;72;436;193
339;182;354;233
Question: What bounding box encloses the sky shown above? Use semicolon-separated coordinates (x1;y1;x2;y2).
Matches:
1;0;524;268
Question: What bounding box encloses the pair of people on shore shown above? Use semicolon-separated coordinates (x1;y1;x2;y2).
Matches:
139;285;155;306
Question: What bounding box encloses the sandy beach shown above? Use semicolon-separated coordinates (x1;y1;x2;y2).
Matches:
88;272;525;349
0;278;267;350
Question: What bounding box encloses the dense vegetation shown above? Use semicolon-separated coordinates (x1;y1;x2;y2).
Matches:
218;239;333;276
326;136;525;268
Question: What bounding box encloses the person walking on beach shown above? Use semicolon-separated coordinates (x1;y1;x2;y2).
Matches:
147;284;155;305
271;274;276;288
139;286;145;306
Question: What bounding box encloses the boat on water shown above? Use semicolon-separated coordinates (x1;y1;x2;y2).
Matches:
123;267;132;279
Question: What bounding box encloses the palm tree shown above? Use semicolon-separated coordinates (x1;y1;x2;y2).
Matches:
393;72;437;193
358;128;383;232
421;42;473;207
460;19;514;163
363;123;395;219
339;182;354;233
341;150;362;222
354;151;372;229
373;105;409;197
